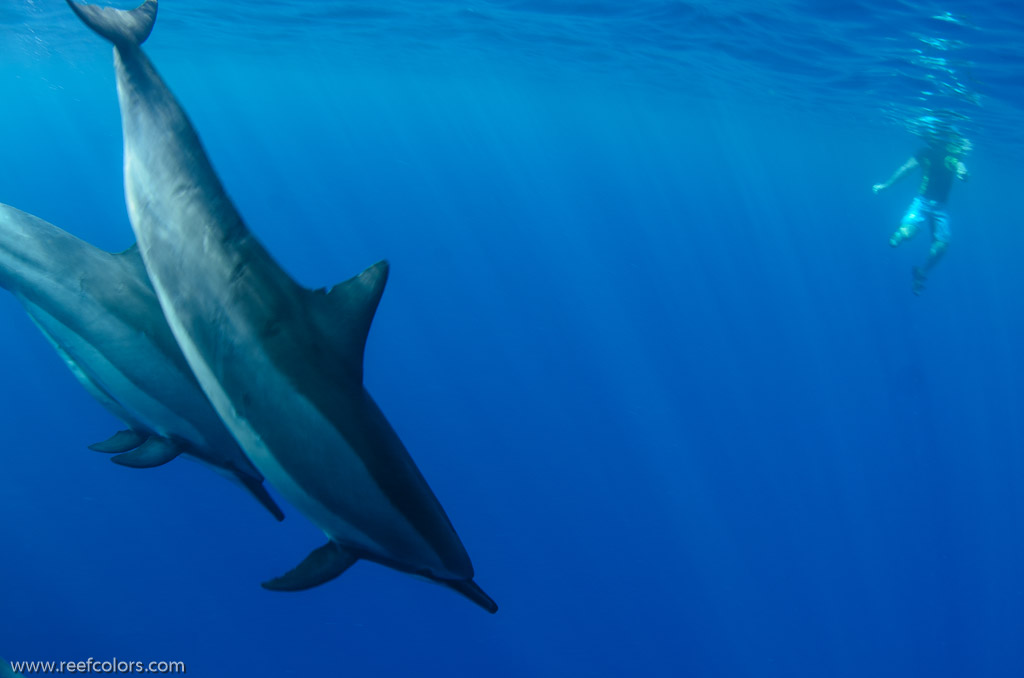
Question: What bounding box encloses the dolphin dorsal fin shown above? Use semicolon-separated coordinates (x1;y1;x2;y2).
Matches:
117;242;151;279
307;260;389;383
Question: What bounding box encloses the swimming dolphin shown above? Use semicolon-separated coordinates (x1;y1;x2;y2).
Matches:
0;202;283;521
67;0;496;612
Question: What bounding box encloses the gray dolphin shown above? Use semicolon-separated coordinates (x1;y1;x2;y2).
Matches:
0;202;283;521
67;0;496;612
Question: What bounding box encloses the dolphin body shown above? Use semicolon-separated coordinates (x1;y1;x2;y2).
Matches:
0;202;283;521
67;0;496;612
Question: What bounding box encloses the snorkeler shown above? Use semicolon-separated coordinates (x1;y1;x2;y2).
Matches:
873;126;970;295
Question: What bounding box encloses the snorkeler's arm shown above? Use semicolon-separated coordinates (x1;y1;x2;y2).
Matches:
956;160;969;182
873;157;918;193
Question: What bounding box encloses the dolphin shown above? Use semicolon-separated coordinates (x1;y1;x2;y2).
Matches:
0;202;284;521
67;0;496;612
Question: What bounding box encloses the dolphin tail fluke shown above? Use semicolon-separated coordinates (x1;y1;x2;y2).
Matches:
443;579;499;614
89;429;145;453
236;472;286;522
65;0;158;49
261;542;359;592
110;435;182;468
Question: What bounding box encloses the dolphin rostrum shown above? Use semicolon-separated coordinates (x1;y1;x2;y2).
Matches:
0;202;283;521
67;0;496;612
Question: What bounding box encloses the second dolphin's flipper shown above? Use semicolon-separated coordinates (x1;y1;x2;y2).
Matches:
111;436;183;468
236;472;285;522
261;543;359;592
88;429;145;453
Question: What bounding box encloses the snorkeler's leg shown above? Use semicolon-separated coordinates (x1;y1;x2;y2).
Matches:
890;225;914;247
919;209;951;276
912;239;948;295
921;239;948;275
909;204;950;295
891;200;922;247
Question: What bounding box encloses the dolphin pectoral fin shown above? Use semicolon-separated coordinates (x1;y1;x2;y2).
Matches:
308;260;389;382
442;579;499;614
236;472;285;522
261;542;359;592
88;429;146;453
110;436;183;468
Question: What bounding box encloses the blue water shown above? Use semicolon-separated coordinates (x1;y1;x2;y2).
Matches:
2;0;1024;676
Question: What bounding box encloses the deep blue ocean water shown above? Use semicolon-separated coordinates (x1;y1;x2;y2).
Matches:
2;0;1024;676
